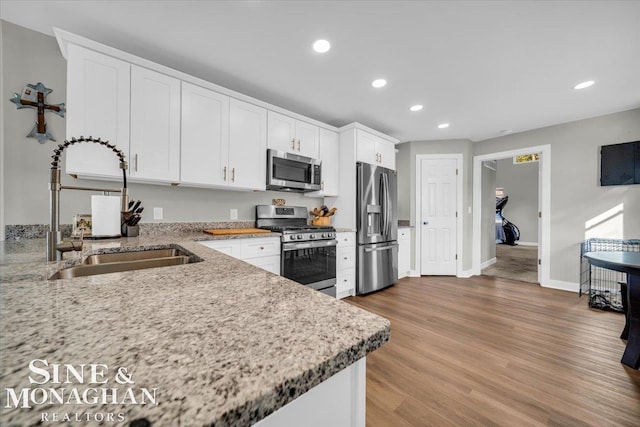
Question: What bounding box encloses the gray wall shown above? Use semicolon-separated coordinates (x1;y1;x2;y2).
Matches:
1;21;320;232
475;109;640;284
396;139;474;271
481;162;496;263
496;158;538;244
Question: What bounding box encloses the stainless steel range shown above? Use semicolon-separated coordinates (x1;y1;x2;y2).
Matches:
256;205;337;297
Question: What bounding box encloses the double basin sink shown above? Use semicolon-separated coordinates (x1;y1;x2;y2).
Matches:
49;246;201;280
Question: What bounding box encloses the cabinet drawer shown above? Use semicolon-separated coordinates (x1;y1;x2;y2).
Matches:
337;246;355;271
241;238;280;259
244;255;280;275
336;232;355;247
199;240;241;257
337;268;355;293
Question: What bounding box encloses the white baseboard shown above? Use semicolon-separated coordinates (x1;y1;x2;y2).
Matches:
517;241;538;247
542;279;579;293
458;269;473;278
336;289;355;299
480;257;497;269
408;270;420;277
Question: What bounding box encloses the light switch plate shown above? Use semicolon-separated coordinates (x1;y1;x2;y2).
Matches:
153;207;163;220
230;209;238;220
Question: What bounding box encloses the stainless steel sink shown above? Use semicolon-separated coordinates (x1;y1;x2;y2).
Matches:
83;248;190;264
49;246;200;280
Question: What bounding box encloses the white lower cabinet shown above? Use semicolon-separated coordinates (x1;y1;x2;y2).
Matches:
336;232;356;299
199;237;280;275
254;357;365;427
398;227;411;279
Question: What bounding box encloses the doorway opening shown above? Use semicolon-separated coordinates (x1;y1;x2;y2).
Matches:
472;145;551;286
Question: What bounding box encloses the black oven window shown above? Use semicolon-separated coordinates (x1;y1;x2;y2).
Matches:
282;246;336;286
273;157;310;183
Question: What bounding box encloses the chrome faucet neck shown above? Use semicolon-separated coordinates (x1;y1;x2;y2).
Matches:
47;136;129;262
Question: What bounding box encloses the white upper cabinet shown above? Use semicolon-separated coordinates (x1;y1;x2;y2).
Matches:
129;65;181;183
294;120;320;158
356;129;395;170
59;31;330;190
377;140;396;170
267;111;319;158
180;82;230;187
228;98;267;190
65;44;130;179
306;128;339;197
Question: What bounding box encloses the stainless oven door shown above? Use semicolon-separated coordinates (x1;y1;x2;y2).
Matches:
282;239;337;290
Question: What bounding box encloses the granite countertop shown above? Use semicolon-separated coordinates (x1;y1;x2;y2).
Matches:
0;232;390;426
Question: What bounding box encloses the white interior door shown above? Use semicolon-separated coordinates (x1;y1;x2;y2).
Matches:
420;158;458;275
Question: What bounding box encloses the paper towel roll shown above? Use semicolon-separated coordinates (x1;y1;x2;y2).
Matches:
91;195;121;237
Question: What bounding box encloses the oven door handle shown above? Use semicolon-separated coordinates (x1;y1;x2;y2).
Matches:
282;239;338;251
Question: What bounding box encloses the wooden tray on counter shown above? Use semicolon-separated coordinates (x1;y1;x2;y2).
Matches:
203;228;272;236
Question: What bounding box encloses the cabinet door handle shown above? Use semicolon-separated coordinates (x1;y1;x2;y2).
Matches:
321;181;324;190
260;246;264;250
134;154;138;172
231;167;235;182
223;166;227;181
296;139;301;151
291;138;296;149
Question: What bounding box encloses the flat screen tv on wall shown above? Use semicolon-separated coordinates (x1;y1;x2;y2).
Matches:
600;140;640;186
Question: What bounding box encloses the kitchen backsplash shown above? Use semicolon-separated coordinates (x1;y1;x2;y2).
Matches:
5;221;258;240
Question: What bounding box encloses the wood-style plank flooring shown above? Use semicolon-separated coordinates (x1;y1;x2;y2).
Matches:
345;276;640;427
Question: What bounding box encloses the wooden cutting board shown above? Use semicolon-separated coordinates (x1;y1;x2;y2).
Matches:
203;228;272;236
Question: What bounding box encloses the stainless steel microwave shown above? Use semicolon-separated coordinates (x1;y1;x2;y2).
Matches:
266;149;322;192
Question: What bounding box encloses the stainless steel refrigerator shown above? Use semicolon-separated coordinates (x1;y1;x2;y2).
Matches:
356;162;398;294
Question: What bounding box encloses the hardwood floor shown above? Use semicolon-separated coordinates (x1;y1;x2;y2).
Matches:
345;276;640;427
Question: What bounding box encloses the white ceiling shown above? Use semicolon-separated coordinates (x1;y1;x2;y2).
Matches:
2;1;639;143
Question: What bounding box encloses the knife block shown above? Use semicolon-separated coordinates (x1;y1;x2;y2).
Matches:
121;224;139;237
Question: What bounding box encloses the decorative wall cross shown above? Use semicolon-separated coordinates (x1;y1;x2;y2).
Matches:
10;82;66;143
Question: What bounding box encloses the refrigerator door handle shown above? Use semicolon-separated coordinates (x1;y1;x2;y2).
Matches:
364;243;398;253
379;173;385;236
383;172;391;237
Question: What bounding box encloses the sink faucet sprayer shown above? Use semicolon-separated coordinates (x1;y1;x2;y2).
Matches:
47;136;129;261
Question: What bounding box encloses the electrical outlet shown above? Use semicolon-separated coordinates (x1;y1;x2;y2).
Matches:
230;209;238;220
153;207;163;220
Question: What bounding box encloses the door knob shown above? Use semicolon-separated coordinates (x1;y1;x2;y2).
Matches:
423;221;429;225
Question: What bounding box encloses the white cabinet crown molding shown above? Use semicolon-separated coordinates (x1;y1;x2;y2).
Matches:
53;27;338;133
337;122;399;145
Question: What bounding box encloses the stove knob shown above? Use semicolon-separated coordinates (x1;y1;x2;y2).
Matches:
289;235;296;241
310;234;315;239
297;235;303;240
328;233;334;238
321;233;326;238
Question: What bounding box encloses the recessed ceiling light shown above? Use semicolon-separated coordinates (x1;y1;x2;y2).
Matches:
371;79;387;88
410;105;423;112
312;39;331;53
438;123;449;129
574;80;595;90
